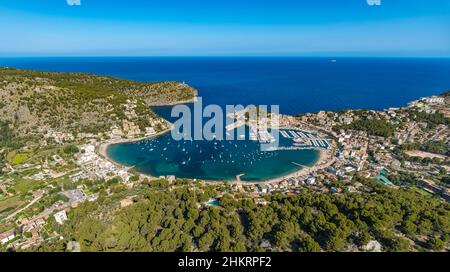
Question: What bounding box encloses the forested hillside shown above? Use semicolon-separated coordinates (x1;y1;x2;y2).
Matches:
22;179;449;252
0;68;196;149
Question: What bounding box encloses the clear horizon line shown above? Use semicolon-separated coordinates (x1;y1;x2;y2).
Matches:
1;55;450;59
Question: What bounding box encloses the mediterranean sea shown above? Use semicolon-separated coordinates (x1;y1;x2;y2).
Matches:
1;57;450;114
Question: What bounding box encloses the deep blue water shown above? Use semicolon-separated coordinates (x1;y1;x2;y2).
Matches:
1;57;449;114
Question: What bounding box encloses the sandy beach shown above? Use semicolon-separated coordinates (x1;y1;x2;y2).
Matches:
227;147;335;185
96;127;172;180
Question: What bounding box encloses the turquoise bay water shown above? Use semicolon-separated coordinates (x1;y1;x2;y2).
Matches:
107;104;322;182
107;127;320;182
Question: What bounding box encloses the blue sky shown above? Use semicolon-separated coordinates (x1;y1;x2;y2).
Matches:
0;0;449;57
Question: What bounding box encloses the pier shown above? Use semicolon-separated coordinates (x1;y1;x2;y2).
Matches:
279;128;329;149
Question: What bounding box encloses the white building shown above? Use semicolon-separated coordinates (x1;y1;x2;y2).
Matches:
305;176;316;185
167;175;176;183
0;230;15;245
54;210;68;225
145;127;156;136
423;96;444;104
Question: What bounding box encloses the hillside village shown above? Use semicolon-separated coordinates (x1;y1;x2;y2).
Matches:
227;93;448;200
